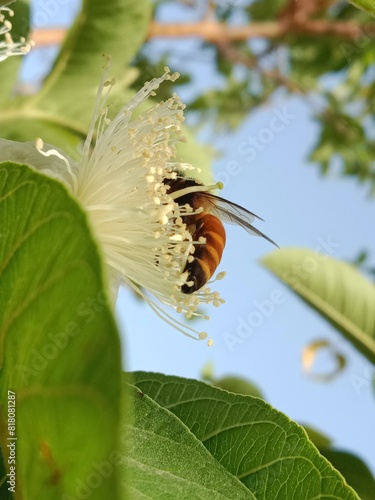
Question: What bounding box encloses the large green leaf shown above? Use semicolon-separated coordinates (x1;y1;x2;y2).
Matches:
0;162;122;499
0;0;151;146
121;381;253;499
261;247;375;364
132;372;358;499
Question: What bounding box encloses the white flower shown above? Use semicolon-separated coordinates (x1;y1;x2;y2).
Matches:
2;63;225;341
0;6;32;62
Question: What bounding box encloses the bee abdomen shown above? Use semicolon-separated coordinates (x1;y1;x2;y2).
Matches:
182;215;226;293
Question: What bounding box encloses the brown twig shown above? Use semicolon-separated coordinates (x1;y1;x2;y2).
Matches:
30;19;375;48
30;27;66;47
146;20;374;41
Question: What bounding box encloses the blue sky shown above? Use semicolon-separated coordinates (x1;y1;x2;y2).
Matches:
25;0;375;477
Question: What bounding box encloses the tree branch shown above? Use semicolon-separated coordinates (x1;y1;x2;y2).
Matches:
30;19;375;48
146;19;375;41
31;27;66;47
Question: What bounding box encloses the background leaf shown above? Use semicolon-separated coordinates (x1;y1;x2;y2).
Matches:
0;162;122;499
132;372;358;499
349;0;375;17
261;248;375;365
201;363;264;399
33;0;151;125
0;0;152;147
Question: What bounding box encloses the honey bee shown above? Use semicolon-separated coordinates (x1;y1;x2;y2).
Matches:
165;176;278;294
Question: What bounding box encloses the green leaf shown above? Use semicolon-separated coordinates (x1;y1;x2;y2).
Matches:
0;162;122;499
132;372;358;499
0;0;152;146
34;0;151;123
0;113;87;152
349;0;375;16
319;449;375;500
248;0;287;21
121;381;252;499
201;363;264;398
261;248;375;364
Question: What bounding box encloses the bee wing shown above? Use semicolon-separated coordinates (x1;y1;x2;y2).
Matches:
204;193;279;247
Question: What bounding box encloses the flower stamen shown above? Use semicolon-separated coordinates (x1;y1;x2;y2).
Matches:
35;138;78;193
32;64;226;340
168;181;223;201
0;7;33;62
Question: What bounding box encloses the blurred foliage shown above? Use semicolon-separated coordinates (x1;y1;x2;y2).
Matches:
131;0;375;193
349;0;375;17
352;249;375;280
0;0;152;149
262;247;375;365
201;362;264;398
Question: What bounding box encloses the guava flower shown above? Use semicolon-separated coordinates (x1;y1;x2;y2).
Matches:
0;6;32;62
0;63;224;341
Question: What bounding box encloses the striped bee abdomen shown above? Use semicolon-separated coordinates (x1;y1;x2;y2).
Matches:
182;214;226;293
